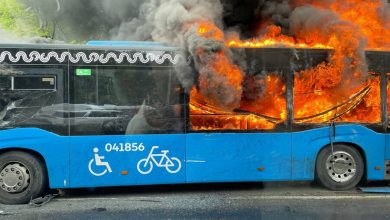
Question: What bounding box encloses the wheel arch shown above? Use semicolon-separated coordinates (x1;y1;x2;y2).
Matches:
0;147;49;185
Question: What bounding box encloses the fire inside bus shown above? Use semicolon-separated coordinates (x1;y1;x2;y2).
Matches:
0;42;389;204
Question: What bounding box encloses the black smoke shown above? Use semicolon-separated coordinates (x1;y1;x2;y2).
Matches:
221;0;292;37
2;0;389;111
0;0;384;43
20;0;294;42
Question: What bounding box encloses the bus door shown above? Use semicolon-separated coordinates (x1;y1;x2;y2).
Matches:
68;64;186;187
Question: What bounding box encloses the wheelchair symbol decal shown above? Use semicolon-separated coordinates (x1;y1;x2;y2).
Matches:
137;146;181;175
88;148;112;176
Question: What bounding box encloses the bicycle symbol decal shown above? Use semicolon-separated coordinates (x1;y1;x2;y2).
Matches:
88;148;112;176
137;146;181;175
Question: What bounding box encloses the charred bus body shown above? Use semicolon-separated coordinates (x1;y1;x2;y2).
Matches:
191;48;389;132
0;43;389;204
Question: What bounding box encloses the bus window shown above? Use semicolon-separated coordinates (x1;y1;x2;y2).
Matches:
190;49;290;132
293;51;381;126
0;66;67;135
12;76;56;91
0;76;11;90
69;66;184;135
190;70;288;131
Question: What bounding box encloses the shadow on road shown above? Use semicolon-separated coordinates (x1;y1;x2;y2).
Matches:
57;181;351;197
57;180;390;198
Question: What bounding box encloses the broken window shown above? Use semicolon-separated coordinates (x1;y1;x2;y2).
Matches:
0;66;67;135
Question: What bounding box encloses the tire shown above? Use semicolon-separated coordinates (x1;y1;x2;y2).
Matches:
316;144;364;191
0;151;48;204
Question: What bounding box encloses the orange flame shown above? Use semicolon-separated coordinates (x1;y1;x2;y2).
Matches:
227;0;390;50
197;22;224;41
189;1;388;131
227;25;332;49
192;22;243;111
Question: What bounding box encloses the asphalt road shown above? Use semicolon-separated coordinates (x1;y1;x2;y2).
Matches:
1;182;390;220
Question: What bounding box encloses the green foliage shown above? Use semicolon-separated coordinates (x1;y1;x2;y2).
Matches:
0;0;49;37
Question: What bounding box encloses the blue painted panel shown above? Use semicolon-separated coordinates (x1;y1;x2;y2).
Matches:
69;134;185;188
386;135;390;160
186;133;292;183
1;125;386;189
292;125;386;181
0;128;69;188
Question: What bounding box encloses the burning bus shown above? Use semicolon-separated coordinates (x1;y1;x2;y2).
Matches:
0;0;389;205
0;42;388;204
191;47;387;131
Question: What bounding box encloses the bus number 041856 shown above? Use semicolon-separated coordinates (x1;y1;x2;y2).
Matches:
105;143;145;152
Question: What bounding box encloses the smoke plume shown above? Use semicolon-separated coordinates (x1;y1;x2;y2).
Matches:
111;0;243;110
2;0;390;111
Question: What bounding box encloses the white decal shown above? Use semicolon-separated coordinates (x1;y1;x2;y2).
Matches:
137;146;181;175
0;50;189;65
105;142;145;152
88;148;112;177
185;160;206;163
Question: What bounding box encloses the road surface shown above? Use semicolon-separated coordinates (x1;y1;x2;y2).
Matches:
1;182;389;220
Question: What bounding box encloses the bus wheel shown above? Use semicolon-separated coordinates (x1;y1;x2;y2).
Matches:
0;151;47;204
316;144;364;191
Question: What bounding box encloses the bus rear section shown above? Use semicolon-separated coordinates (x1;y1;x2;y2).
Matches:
187;48;390;190
0;44;389;204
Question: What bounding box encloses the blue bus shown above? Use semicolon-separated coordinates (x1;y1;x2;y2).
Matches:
0;42;389;204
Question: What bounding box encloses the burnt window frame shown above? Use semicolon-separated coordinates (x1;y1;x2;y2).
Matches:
384;51;390;132
188;48;293;134
291;49;386;132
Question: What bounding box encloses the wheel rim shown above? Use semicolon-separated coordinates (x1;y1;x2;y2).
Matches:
325;151;357;183
0;162;30;193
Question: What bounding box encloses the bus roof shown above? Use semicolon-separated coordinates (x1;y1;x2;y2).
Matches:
0;41;186;65
87;41;168;47
0;41;181;51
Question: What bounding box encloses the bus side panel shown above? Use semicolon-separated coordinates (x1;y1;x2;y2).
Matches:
69;134;186;188
386;135;390;160
292;125;386;181
0;128;69;188
186;133;292;183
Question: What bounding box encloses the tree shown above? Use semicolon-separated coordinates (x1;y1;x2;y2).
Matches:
0;0;50;37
